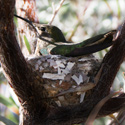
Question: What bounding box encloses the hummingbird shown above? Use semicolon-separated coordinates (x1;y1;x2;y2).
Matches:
14;14;68;44
14;14;116;57
14;14;71;55
50;30;116;57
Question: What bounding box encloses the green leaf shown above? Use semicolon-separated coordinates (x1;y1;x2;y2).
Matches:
0;115;16;125
116;0;121;19
0;95;19;124
14;17;18;27
0;72;6;84
23;35;31;54
0;95;18;109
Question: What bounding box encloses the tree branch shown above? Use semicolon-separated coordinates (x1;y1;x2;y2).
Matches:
0;0;50;124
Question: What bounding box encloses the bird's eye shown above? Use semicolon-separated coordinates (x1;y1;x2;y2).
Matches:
40;27;46;31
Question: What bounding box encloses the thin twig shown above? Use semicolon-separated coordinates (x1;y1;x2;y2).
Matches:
85;91;123;125
68;0;92;42
103;0;113;15
49;0;65;25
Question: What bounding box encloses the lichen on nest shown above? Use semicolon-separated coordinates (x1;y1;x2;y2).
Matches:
27;54;100;106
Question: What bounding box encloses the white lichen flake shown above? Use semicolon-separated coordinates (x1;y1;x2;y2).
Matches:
56;60;65;68
43;73;65;80
65;62;75;71
71;75;83;85
80;93;86;103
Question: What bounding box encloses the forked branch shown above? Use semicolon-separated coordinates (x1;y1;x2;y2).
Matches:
0;0;124;124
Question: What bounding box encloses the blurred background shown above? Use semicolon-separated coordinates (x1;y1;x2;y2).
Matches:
0;0;125;124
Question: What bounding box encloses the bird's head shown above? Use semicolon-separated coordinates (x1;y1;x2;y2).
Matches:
34;24;66;43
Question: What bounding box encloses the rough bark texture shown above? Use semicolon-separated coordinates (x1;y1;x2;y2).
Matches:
0;0;125;125
15;0;39;55
0;0;50;124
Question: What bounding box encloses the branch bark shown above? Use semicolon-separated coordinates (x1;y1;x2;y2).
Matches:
0;0;50;124
0;0;125;125
15;0;39;55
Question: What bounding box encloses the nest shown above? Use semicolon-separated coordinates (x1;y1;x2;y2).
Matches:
27;54;100;106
